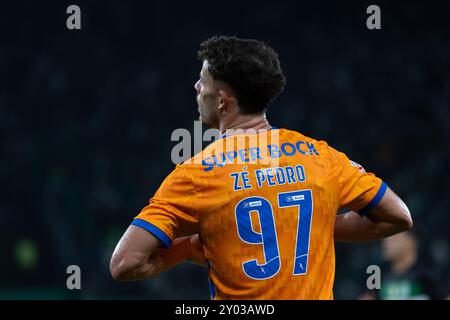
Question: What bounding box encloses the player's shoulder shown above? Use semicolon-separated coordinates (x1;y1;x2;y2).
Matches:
176;127;343;172
173;144;215;178
280;128;352;168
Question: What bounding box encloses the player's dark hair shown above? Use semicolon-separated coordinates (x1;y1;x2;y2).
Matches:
198;36;286;115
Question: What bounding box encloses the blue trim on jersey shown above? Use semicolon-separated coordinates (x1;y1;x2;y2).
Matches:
205;259;216;299
131;219;172;247
358;181;388;217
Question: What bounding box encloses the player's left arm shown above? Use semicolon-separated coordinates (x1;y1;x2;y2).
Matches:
329;146;412;242
334;185;412;242
110;227;205;281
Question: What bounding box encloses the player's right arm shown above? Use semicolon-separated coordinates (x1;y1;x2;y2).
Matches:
110;165;204;282
334;187;412;242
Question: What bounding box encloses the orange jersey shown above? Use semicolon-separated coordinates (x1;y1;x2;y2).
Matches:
132;128;386;299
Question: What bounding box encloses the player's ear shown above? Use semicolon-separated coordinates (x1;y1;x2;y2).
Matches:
217;89;233;114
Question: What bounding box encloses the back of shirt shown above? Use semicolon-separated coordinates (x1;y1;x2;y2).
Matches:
132;128;386;299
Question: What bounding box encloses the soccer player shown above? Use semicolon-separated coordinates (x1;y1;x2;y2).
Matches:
110;36;413;299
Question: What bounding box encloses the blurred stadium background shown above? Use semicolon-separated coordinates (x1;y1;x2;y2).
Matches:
1;0;449;299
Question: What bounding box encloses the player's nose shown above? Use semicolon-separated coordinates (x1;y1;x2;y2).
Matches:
194;80;201;94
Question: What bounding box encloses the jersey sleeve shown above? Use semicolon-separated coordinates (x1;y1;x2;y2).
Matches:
131;165;198;247
329;146;387;216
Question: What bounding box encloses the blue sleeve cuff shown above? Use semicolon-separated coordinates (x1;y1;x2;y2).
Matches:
357;181;388;217
131;219;172;247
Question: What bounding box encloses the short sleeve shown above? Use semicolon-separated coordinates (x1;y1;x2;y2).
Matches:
329;146;387;216
131;165;199;247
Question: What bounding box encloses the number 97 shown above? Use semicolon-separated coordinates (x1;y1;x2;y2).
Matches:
235;190;313;280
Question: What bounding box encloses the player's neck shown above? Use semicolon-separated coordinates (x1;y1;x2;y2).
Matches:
391;250;417;275
219;113;272;134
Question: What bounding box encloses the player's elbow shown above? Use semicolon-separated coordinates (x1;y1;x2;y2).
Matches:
401;212;413;231
110;267;126;282
396;203;413;232
109;254;137;282
110;267;124;282
394;215;413;234
110;253;157;281
109;255;128;281
371;189;413;233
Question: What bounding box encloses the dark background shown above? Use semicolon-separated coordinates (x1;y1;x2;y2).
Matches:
1;0;449;299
